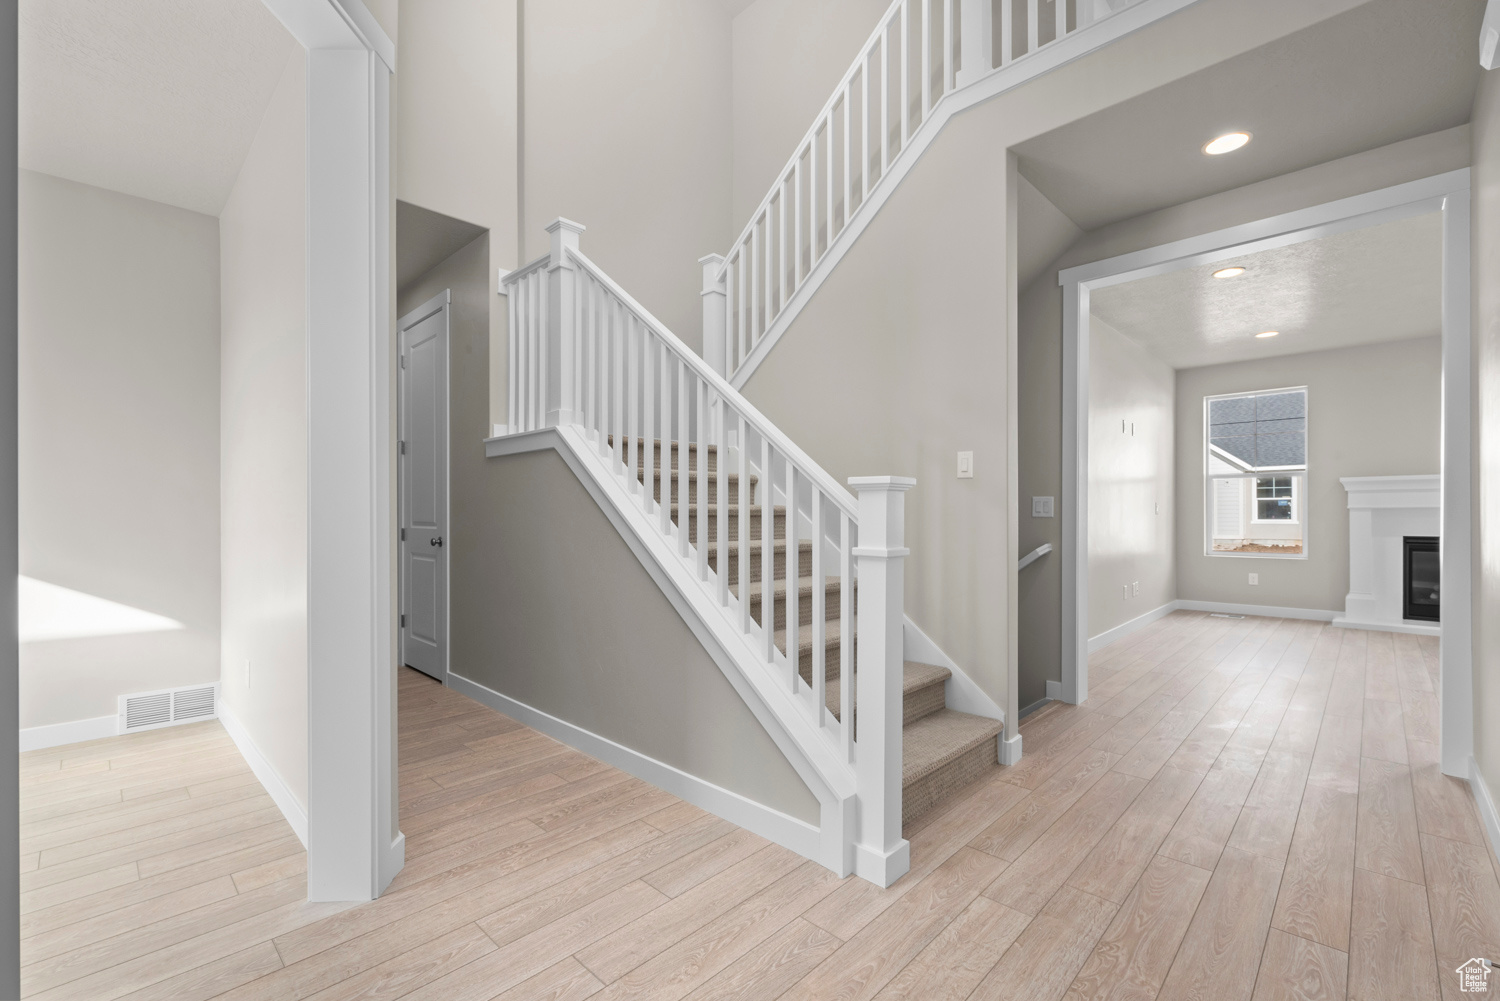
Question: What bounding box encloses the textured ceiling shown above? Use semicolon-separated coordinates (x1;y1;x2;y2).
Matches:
20;0;297;216
1089;212;1441;370
1015;0;1481;231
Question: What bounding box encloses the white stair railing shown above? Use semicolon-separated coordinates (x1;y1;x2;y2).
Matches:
504;219;914;884
706;0;1156;385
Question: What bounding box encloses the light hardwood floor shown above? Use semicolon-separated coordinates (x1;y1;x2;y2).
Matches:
17;611;1500;1000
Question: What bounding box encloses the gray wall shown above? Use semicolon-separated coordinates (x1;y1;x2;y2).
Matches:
398;230;819;828
1018;126;1469;699
1175;337;1440;612
19;169;221;728
1471;63;1500;793
219;52;308;809
1089;317;1175;637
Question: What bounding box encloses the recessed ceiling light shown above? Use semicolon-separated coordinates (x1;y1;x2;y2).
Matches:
1212;267;1246;279
1255;331;1279;339
1203;132;1252;155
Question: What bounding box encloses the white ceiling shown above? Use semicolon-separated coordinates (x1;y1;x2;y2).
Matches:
1089;212;1441;370
20;0;297;216
1015;0;1482;231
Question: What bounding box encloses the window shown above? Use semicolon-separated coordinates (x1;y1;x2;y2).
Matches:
1206;388;1307;557
1254;476;1296;522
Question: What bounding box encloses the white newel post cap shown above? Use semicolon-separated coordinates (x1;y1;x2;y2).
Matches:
699;253;727;294
850;476;916;556
546;217;586;263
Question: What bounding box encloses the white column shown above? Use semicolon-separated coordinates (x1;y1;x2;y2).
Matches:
955;0;993;87
545;218;585;427
850;475;915;887
699;253;728;378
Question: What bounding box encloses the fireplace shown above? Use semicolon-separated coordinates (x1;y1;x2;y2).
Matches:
1403;536;1439;622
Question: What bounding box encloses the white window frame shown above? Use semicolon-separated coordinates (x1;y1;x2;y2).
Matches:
1202;387;1308;560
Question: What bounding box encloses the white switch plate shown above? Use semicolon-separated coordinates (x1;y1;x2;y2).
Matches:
1132;581;1140;596
1248;573;1259;585
957;451;974;478
1032;496;1054;518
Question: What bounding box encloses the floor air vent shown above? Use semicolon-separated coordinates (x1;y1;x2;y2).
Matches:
119;683;218;733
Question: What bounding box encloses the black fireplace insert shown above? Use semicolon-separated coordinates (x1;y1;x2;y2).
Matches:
1403;536;1439;622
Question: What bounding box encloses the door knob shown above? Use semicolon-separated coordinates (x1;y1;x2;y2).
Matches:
430;536;444;547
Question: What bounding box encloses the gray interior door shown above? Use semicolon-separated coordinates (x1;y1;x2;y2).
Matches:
399;291;450;682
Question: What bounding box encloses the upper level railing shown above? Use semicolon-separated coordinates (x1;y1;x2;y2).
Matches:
503;219;915;884
705;0;1153;384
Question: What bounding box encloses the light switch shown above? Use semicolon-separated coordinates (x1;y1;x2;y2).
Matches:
1032;496;1054;518
957;451;974;478
1248;573;1259;585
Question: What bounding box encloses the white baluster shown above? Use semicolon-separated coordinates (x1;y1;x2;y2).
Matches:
944;0;953;92
506;276;517;433
1027;0;1039;55
643;328;656;518
861;59;870;200
839;511;853;758
842;87;852;227
627;314;640;493
736;253;746;370
1056;0;1066;43
850;475;916;888
793;158;803;284
785;459;798;693
900;0;909;147
611;298;624;475
762;435;774;664
824;115;833;256
809;133;818;261
750;223;759;347
717;395;729;605
737;415;750;633
660;344;673;536
921;0;930;119
880;26;889;174
812;488;826;727
778;183;787;315
763;211;772;334
695;376;707;574
1000;0;1013;65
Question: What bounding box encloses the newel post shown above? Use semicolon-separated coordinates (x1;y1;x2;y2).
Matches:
699;253;728;378
955;0;993;87
545;218;585;427
850;475;916;887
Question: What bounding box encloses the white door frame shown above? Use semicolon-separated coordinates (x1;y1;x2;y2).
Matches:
398;290;452;685
1057;168;1473;779
257;0;402;900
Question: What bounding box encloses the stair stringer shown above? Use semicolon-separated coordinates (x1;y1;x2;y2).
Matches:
484;424;859;876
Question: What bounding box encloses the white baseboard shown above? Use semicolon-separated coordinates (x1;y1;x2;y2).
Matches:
903;619;1005;722
448;671;823;867
999;731;1023;766
1330;616;1441;637
1470;757;1500;871
19;714;118;752
1088;601;1178;654
1174;599;1337;623
217;704;309;848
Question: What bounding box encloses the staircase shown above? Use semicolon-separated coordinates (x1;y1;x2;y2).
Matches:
632;440;1003;829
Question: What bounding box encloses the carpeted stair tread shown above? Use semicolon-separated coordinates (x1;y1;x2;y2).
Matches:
824;660;951;725
901;709;1003;788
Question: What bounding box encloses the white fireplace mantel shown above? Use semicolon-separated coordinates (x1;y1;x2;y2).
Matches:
1333;475;1441;637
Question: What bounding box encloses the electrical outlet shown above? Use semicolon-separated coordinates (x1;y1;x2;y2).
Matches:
957;451;974;478
1130;422;1136;436
1123;583;1130;599
1132;581;1140;596
1032;496;1054;518
245;659;252;689
1248;573;1259;585
1154;501;1160;515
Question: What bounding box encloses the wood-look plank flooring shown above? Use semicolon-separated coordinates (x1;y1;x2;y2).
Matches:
18;612;1500;999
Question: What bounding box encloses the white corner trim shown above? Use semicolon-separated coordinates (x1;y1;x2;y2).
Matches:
1174;599;1336;622
19;715;118;752
1087;600;1178;654
447;671;823;865
218;704;309;848
999;731;1023;766
903;619;1005;722
1045;680;1061;700
1470;757;1500;866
